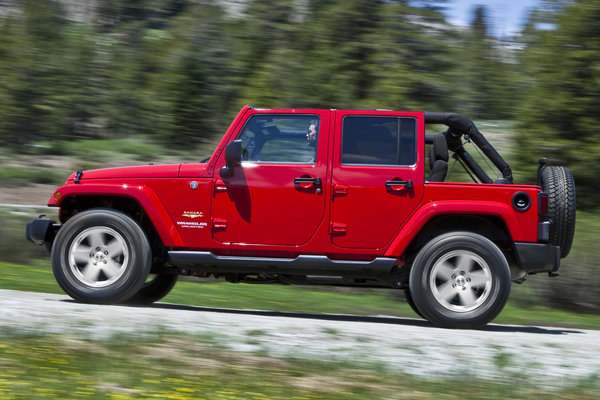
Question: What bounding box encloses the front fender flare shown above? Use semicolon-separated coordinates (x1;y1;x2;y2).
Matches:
49;183;185;247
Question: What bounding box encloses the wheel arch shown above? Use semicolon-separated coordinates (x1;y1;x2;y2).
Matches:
56;189;184;251
386;204;515;264
402;214;511;259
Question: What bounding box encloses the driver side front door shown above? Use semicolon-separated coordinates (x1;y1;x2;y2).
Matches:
211;110;331;248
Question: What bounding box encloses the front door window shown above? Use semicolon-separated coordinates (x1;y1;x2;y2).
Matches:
237;115;320;164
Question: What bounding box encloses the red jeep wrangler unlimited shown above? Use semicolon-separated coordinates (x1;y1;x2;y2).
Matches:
27;106;576;329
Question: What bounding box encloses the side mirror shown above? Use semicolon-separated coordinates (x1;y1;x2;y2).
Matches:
220;140;242;179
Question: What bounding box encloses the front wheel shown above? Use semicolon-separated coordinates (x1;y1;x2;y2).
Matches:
125;273;178;305
51;209;152;304
409;232;511;329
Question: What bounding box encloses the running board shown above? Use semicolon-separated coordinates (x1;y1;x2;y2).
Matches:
168;251;396;276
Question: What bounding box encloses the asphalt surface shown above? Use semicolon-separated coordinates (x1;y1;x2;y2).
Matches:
1;289;598;386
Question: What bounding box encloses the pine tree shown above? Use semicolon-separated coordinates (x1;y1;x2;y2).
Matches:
516;0;600;208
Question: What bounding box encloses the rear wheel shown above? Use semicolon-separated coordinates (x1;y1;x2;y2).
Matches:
541;166;576;258
409;232;511;329
51;209;152;304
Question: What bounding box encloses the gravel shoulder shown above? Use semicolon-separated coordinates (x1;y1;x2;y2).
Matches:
1;289;598;386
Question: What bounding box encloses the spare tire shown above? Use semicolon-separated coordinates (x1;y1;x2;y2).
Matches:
541;166;576;258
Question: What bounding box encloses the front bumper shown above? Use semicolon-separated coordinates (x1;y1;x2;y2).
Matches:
26;217;60;247
514;242;560;273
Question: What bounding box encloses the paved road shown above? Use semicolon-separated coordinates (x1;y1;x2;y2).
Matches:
1;289;598;386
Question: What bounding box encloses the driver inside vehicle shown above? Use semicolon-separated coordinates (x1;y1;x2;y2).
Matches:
306;119;319;146
306;119;319;161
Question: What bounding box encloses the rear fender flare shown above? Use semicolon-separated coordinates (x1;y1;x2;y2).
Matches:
384;201;522;257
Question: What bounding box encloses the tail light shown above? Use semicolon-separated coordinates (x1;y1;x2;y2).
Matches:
538;192;548;216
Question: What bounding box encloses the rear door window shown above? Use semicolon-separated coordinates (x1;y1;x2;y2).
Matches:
341;116;416;166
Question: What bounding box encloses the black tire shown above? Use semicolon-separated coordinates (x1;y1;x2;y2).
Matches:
404;290;425;319
541;166;576;258
51;208;152;304
125;273;178;305
409;232;511;329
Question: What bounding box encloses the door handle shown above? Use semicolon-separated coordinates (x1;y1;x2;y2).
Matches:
385;180;413;191
294;177;322;194
331;222;347;235
294;177;321;186
333;184;349;196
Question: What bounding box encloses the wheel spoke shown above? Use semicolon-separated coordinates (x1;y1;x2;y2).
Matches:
436;281;456;302
87;231;106;249
72;247;91;264
106;239;125;258
456;254;474;272
469;271;489;288
102;259;123;280
81;263;100;283
458;287;477;307
435;261;455;281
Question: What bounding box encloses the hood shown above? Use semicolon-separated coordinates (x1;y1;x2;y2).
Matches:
67;164;182;182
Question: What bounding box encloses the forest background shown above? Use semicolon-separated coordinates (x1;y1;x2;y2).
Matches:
0;0;598;314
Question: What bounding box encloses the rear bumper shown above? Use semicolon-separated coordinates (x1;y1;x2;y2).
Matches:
514;242;560;273
26;218;60;247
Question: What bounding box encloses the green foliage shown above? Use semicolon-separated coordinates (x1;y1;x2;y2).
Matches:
0;0;516;146
516;0;600;209
0;0;597;207
0;208;58;265
0;167;65;187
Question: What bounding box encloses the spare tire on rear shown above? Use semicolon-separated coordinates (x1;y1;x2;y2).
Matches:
541;166;576;258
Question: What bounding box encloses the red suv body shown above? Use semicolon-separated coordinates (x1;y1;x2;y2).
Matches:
27;105;576;329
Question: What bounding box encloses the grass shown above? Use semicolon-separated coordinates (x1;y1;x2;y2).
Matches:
0;260;62;294
0;166;66;187
0;332;597;400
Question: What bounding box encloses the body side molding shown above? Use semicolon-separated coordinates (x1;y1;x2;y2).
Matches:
168;251;396;275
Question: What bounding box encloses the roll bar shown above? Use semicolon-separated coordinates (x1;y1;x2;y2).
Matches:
424;112;513;184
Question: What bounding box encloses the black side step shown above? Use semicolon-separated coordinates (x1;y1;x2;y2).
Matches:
168;251;396;276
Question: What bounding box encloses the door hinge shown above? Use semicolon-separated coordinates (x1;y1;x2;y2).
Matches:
212;218;227;231
214;180;228;194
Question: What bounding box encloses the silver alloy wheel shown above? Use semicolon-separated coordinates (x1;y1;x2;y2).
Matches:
68;227;130;288
429;250;492;312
